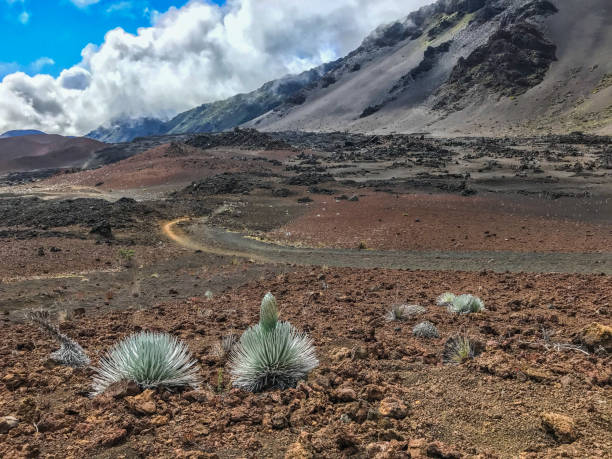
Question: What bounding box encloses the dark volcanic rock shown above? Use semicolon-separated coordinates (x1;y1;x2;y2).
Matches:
186;128;291;151
176;173;254;197
90;221;114;239
285;172;334;186
435;14;558;110
0;197;156;229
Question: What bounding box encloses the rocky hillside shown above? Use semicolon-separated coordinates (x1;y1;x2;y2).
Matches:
249;0;612;136
86;118;167;144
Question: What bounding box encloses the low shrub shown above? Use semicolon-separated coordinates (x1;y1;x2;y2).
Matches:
25;310;90;368
443;335;482;364
412;321;439;338
385;304;426;321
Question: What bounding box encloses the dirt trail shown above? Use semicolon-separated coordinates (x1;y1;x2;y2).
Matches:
162;218;612;274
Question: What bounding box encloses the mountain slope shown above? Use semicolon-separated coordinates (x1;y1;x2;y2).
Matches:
0;134;105;174
86;62;340;143
247;0;612;136
86;118;167;144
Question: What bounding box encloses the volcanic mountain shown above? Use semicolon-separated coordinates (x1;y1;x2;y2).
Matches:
249;0;612;136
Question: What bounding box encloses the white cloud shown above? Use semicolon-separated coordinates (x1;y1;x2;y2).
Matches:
70;0;100;7
18;10;29;24
30;57;55;72
0;0;433;135
106;1;133;14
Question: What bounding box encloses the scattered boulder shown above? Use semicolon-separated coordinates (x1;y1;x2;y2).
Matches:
378;398;408;419
0;416;19;434
105;380;141;399
126;389;157;415
2;372;25;391
576;323;612;352
90;221;113;239
541;412;577;443
333;387;357;403
425;441;462;459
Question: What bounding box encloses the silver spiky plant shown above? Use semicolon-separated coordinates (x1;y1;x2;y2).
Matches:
91;331;201;396
412;321;440;338
436;292;456;306
229;293;318;392
385;304;426;321
447;294;485;314
25;309;90;368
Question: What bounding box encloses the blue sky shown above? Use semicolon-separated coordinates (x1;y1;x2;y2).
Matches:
0;0;224;78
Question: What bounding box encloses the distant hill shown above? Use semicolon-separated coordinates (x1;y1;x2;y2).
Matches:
0;130;46;138
0;134;105;175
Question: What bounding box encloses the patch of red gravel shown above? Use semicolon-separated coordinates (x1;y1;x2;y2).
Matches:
268;192;612;253
42;144;281;191
1;267;610;457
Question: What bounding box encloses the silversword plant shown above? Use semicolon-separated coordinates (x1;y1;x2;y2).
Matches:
447;294;485;314
229;293;318;392
91;331;201;395
25;309;90;368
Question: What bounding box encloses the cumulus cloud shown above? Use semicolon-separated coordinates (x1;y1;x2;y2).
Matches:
59;66;92;90
0;0;432;135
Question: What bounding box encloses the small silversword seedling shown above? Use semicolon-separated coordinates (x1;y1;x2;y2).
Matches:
213;333;238;360
25;309;90;368
412;321;439;338
229;293;318;392
385;304;426;321
91;331;201;395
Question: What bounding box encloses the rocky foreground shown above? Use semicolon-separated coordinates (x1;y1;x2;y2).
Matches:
1;267;610;458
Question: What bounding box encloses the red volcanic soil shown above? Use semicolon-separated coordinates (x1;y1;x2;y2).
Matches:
0;135;104;173
0;267;610;457
268;192;612;253
0;235;179;282
43;144;288;190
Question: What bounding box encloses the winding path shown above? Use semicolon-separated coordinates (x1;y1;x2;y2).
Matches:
162;218;612;274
